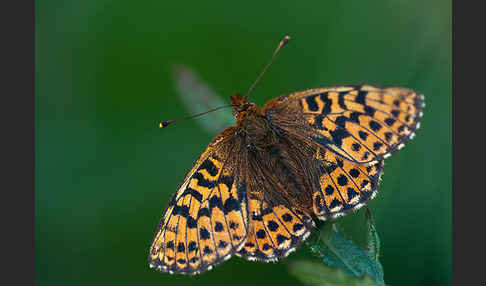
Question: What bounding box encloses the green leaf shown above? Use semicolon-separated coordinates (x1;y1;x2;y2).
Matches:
365;208;380;261
172;64;234;134
288;260;377;286
306;220;385;286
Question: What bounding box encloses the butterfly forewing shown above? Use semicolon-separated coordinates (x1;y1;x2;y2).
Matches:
149;127;250;274
264;85;424;164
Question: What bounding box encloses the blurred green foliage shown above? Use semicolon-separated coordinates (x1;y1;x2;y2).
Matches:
36;0;451;285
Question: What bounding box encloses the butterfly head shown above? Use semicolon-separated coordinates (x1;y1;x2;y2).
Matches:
230;93;258;117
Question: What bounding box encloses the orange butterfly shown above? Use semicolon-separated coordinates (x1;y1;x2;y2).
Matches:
149;36;424;275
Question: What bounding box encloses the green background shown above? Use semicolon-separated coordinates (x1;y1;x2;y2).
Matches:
36;0;451;285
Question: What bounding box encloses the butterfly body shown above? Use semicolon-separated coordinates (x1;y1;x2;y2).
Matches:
228;94;269;145
150;84;424;274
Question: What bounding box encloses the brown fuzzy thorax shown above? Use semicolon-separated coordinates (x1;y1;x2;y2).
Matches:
231;93;278;149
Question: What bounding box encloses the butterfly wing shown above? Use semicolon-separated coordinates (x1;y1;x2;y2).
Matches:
149;127;250;274
264;84;424;164
311;146;384;220
236;199;314;261
235;145;315;261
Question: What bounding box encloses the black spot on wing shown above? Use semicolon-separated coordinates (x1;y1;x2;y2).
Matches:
349;169;360;178
384;118;396;126
282;213;292;222
337;175;348;186
177;242;185;253
325;185;334;195
223;197;240;214
335;116;348;128
256;229;266;239
329;199;342;209
229;221;238;229
198;158;219;176
187;216;197;228
347;188;358;200
245;242;255;248
190;257;198;263
360;180;370;189
359;131;369;140
355;90;367;105
276;234;290;246
349;112;361;124
329;128;350;147
197;207;210;218
199;227;210;240
364;106;376;116
181;187;203;202
252;213;263;221
319;93;332;115
305;94;319;111
219;175;234;191
172;205;189;218
188;241;197;251
373;142;384;151
267;221;279;232
214;222;224;232
338;92;348;110
218;240;228;249
166;240;174;250
369;120;382;132
292;223;303;232
193;172;217;189
209;195;223;210
203;246;213;254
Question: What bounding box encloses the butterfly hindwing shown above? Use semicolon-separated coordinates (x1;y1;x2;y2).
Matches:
264;84;424;164
236;199;314;262
149;127;250;274
263;132;384;221
312;146;384;220
234;142;315;262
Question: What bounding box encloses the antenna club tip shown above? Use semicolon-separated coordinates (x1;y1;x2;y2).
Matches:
159;121;170;128
283;35;291;42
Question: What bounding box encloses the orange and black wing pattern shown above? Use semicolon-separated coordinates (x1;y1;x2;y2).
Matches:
234;143;315;262
236;199;314;261
264;84;424;164
311;146;383;220
149;127;250;275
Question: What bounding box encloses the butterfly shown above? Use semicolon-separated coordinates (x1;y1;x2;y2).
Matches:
148;36;424;275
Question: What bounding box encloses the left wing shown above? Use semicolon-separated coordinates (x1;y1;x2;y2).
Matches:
149;127;250;275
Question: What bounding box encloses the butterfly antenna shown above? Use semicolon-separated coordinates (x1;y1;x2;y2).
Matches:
158;104;234;128
244;35;291;100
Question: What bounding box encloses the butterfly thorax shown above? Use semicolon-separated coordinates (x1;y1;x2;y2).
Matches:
231;93;278;149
